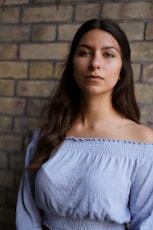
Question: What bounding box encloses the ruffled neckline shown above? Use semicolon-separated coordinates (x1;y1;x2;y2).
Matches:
66;136;153;145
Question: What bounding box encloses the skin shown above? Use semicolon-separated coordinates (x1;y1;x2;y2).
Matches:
67;29;153;143
73;29;122;99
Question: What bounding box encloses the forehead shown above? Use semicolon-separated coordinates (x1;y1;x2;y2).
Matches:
78;29;120;50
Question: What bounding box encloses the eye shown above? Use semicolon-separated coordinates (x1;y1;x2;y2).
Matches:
77;50;92;57
103;52;115;58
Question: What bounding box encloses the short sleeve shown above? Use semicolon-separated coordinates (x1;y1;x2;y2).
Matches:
16;129;43;230
129;147;153;230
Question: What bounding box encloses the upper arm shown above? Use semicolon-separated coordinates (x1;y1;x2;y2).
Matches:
16;129;43;230
137;125;153;143
128;153;153;229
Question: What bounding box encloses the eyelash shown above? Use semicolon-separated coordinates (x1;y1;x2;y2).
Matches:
77;50;115;58
104;52;115;58
78;50;91;56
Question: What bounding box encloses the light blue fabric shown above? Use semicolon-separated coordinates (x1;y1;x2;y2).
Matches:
16;128;153;230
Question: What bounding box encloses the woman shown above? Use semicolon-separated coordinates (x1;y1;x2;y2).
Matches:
16;18;153;230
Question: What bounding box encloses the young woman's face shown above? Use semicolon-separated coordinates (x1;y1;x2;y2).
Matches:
73;29;122;98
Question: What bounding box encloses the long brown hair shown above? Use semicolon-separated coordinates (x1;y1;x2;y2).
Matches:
28;18;140;170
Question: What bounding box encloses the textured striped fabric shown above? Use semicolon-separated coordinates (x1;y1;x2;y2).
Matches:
16;129;153;230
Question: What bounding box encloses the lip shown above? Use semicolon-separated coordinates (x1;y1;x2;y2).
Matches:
85;74;104;80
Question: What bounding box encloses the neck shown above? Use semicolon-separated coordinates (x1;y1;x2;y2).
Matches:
79;96;121;129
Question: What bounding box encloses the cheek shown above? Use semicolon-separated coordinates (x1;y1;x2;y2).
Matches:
110;63;122;84
73;66;85;90
73;57;88;72
113;61;122;76
73;60;84;78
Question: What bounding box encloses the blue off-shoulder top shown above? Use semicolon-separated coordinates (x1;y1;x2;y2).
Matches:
16;128;153;230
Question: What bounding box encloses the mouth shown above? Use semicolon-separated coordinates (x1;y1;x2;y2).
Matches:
85;74;104;80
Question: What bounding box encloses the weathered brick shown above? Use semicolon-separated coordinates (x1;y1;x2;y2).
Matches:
0;1;152;229
102;2;153;19
0;25;30;42
9;153;25;170
14;117;46;133
0;190;6;205
143;64;153;82
54;61;64;79
0;152;8;169
0;171;14;188
0;45;17;60
130;42;153;62
0;7;20;23
145;22;153;40
0;116;12;132
58;24;81;41
75;4;99;21
35;0;87;2
20;43;68;60
22;5;73;23
17;80;56;97
15;171;23;190
0;97;25;115
0;62;28;79
34;0;56;2
23;135;33;152
0;207;15;224
140;105;153;125
7;191;18;208
34;0;72;2
32;25;56;41
0;0;28;4
0;80;14;96
27;98;48;116
132;64;141;82
135;83;153;104
0;135;22;151
29;62;54;79
119;22;144;41
35;0;95;1
0;222;15;230
35;0;96;2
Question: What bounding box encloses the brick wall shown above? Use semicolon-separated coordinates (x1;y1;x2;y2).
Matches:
0;0;153;229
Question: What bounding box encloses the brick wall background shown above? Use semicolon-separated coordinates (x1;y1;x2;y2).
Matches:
0;0;153;229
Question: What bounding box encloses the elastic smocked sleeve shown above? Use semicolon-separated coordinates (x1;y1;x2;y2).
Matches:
16;129;43;230
129;145;153;230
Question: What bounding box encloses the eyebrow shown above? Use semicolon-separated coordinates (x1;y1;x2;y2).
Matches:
77;44;120;52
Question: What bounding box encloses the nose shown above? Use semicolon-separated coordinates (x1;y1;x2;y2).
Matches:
89;54;101;70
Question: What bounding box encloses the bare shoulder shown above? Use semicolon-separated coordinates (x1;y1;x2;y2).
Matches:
128;121;153;143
